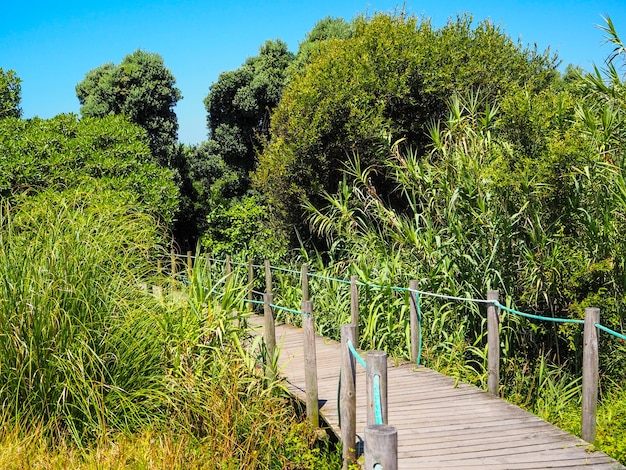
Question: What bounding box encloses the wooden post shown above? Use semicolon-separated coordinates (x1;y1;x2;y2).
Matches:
247;259;254;310
263;293;276;378
487;290;500;396
225;255;232;286
186;250;193;277
351;275;359;339
157;259;162;276
365;425;398;470
152;285;163;299
340;324;357;469
366;350;388;426
302;300;319;428
582;307;600;444
170;251;177;291
409;280;419;364
302;263;309;302
264;259;272;295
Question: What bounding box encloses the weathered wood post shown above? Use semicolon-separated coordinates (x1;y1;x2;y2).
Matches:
302;300;319;428
152;285;163;299
340;324;357;469
409;280;419;364
351;275;359;339
366;350;388;426
365;425;398;470
487;290;500;396
263;293;276;378
264;259;272;295
225;255;232;286
170;250;177;291
186;250;193;277
247;259;254;310
157;259;162;276
582;307;600;444
302;263;309;302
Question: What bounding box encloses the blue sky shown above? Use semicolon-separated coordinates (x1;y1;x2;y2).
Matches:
1;1;625;145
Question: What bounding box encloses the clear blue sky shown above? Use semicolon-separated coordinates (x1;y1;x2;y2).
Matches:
1;1;625;145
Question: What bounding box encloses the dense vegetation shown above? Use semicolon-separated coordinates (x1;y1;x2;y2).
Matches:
1;7;626;467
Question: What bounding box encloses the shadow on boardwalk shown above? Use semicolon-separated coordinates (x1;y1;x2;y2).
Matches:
248;315;624;470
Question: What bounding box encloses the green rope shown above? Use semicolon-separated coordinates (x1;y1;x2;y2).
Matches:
373;374;383;425
346;339;367;368
595;323;626;341
307;272;352;284
494;301;585;324
270;304;302;315
416;292;422;366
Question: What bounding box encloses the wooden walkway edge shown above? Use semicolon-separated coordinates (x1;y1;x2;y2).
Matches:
248;315;624;470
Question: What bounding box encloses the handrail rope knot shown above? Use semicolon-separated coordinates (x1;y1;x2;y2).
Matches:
174;256;626;343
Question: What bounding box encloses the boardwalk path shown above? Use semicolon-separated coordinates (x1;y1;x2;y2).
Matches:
248;315;623;470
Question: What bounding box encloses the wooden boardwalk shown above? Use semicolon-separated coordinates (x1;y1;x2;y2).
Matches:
248;315;624;469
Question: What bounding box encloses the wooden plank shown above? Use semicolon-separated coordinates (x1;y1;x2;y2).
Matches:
247;315;623;469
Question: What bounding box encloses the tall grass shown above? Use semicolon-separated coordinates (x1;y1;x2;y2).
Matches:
0;189;341;468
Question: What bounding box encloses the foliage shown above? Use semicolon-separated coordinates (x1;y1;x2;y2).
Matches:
289;16;354;73
0;113;179;226
0;193;340;467
76;50;182;167
0;190;166;441
204;39;294;174
0;68;21;119
254;12;558;236
201;193;288;263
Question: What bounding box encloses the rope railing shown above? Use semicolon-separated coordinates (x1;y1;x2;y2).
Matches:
346;338;367;368
175;253;625;342
160;253;625;454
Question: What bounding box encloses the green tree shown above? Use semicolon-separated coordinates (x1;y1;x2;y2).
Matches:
0;113;179;225
76;50;182;167
204;39;294;175
254;13;558;240
0;68;21;119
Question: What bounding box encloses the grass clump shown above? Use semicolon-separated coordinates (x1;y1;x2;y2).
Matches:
0;189;341;468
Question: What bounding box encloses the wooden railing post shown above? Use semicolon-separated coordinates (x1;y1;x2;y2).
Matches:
302;263;309;302
170;250;177;291
582;307;600;444
366;350;388;426
264;259;272;295
263;293;276;378
351;275;359;339
247;259;254;310
487;290;500;396
225;255;232;286
186;250;193;277
409;280;419;363
340;324;357;469
365;425;398;470
302;300;319;428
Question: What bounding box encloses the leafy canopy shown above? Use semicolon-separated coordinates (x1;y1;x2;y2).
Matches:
0;68;21;119
254;12;558;234
0;113;179;225
76;50;182;167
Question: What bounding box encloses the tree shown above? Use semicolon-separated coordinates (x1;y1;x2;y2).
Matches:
0;113;179;225
204;39;294;175
76;50;182;167
254;12;558;241
0;68;21;119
